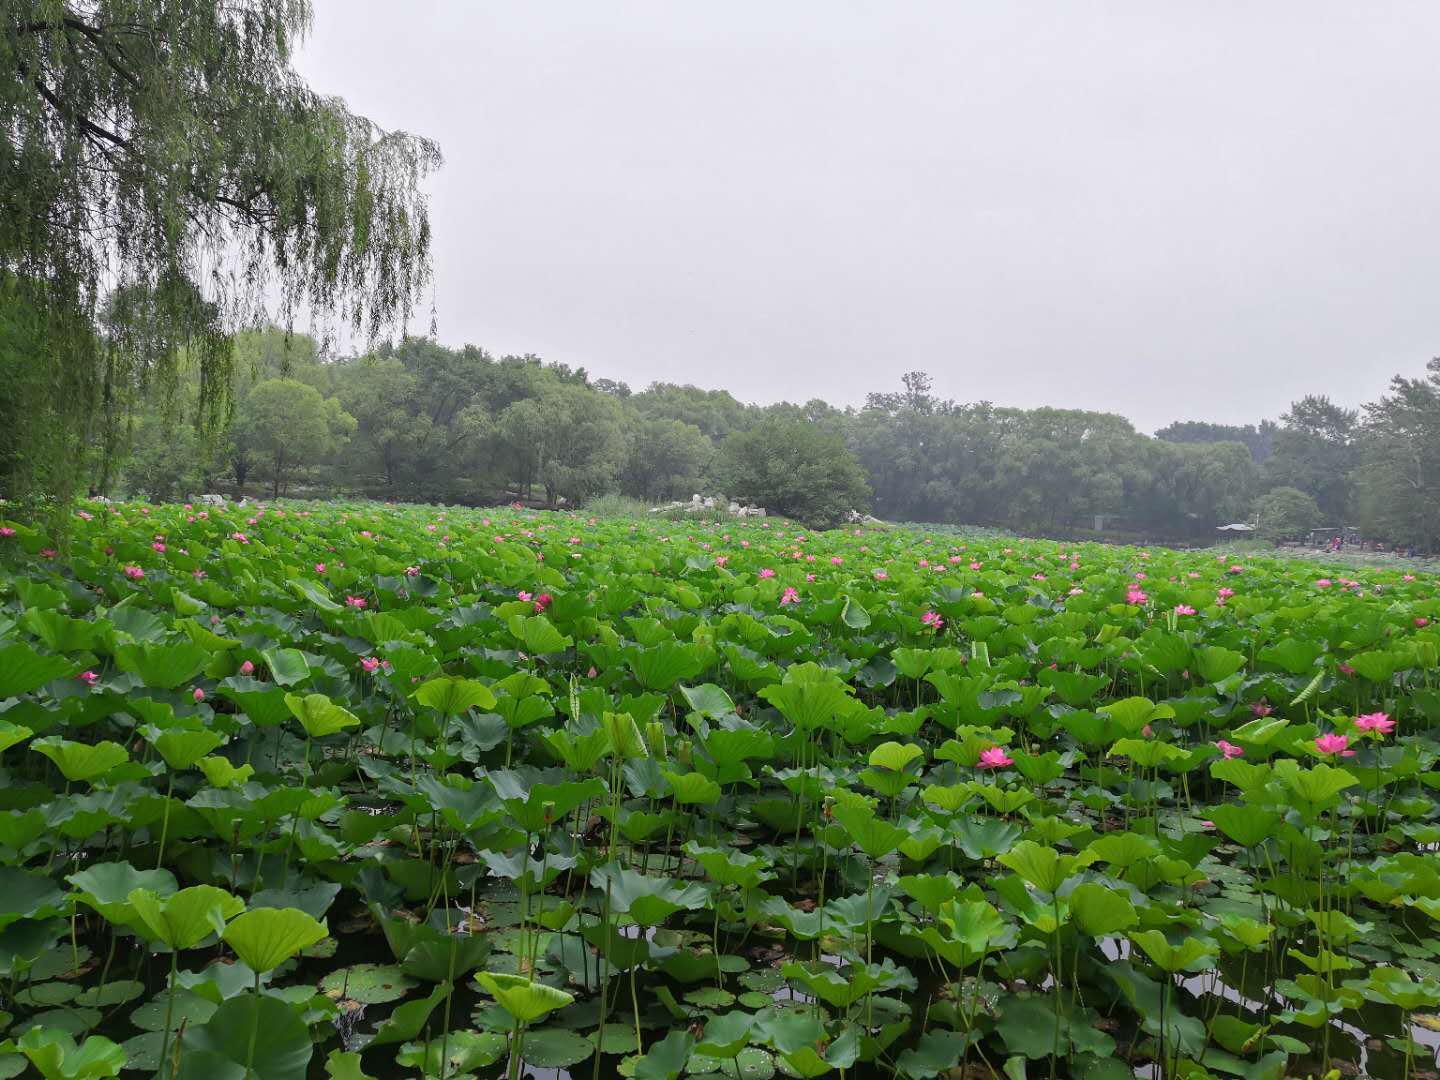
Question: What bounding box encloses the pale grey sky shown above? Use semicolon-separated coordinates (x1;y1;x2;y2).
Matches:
296;2;1440;432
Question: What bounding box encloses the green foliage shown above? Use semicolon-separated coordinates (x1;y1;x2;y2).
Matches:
717;418;871;528
1254;485;1321;543
0;502;1435;1076
1;3;437;508
230;379;356;498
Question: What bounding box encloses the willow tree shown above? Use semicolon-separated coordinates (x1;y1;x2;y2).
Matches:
1;1;440;503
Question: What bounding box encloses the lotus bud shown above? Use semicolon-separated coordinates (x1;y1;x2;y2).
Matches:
645;721;666;759
541;800;557;826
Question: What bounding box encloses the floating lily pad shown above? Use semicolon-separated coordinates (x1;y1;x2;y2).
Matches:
738;970;786;993
396;1031;507;1075
29;946;91;981
687;1052;727;1075
130;991;219;1032
319;963;417;1005
75;979;145;1006
735;1048;776;1079
684;987;736;1009
594;1027;641;1055
14;1007;101;1037
737;992;771;1009
119;1031;165;1072
522;1027;594;1067
14;982;79;1007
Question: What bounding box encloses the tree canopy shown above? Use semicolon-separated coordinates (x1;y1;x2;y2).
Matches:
718;418;871;529
1;0;438;503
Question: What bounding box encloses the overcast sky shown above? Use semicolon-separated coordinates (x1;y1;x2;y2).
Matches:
296;2;1439;432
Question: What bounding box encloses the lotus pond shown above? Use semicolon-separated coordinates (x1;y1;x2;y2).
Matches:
0;503;1439;1080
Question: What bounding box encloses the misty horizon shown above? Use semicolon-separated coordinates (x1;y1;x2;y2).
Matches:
296;1;1440;433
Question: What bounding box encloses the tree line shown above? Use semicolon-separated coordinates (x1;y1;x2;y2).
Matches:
55;327;1440;544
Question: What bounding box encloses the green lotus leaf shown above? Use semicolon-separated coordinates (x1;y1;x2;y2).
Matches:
1068;882;1138;937
31;737;129;784
473;971;574;1023
129;885;244;951
221;907;327;973
178;993;312;1080
283;692;360;738
0;644;80;699
411;676;496;716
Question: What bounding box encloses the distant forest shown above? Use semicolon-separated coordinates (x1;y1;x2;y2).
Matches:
5;322;1437;547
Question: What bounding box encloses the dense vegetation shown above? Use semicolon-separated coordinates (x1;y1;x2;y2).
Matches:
0;1;436;508
0;501;1438;1078
56;328;1440;544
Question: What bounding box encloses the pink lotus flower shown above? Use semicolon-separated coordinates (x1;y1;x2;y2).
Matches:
1250;701;1273;718
1416;617;1431;628
151;542;166;553
1032;573;1047;581
192;687;205;703
779;586;800;605
758;568;776;579
1228;565;1243;574
314;563;326;573
1403;574;1416;582
361;656;381;673
231;532;249;544
830;556;843;566
970;561;982;570
977;747;1014;769
191;568;206;580
1126;588;1148;605
517;590;533;602
533;593;553;613
1355;712;1395;735
1134;572;1147;581
345;595;367;609
0;527;14;538
1315;578;1332;589
1142;724;1154;737
1217;587;1235;599
405;566;421;577
1314;733;1354;757
921;610;944;630
123;565;145;580
1338;662;1355;676
1174;604;1197;616
239;660;255;675
77;671;98;685
1215;739;1243;759
805;573;816;582
715;555;728;568
1068;587;1084;596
